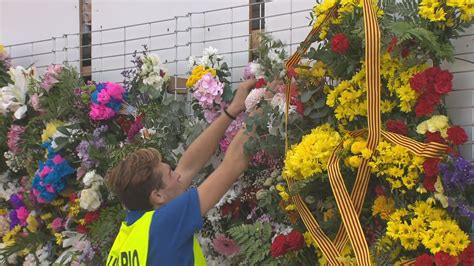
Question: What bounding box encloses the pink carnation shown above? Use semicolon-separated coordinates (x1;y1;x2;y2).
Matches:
16;206;29;224
97;89;111;104
245;88;266;112
104;82;125;101
193;73;224;109
51;217;63;231
212;234;240;257
89;103;115;120
7;125;25;154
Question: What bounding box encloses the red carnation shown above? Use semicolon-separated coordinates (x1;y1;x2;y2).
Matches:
84;211;100;224
331;33;350;54
434;70;453;95
415;253;434;266
271;234;289;257
415;92;441;117
459;243;474;266
434;252;457;266
290;97;304;115
221;200;241;219
77;224;88;234
425;132;445;144
447;126;468;145
401;47;411;58
410;72;428;93
423;158;440;177
286;231;305;251
423;174;437;192
387;36;398;53
374;185;386;196
255;78;267;88
386;119;408;136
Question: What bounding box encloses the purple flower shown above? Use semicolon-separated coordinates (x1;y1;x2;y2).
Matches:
9;193;24;209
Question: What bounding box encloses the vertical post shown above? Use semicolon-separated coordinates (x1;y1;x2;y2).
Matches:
123;26;127;73
31;42;34;66
64;34;69;63
174;16;178;100
290;0;293;54
100;25;103;81
230;7;234;84
148;22;152;50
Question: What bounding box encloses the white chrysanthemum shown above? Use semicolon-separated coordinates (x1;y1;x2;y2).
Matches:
245;88;266;112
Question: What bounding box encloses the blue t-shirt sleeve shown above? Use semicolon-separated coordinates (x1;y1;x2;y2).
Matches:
150;187;202;248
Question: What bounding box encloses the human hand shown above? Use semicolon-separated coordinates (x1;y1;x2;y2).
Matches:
227;78;257;117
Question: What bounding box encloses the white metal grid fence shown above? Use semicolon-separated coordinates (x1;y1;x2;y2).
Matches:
3;1;474;159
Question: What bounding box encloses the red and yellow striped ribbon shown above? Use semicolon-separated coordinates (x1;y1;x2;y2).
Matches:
284;0;448;265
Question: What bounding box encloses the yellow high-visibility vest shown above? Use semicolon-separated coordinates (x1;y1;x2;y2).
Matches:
106;210;206;265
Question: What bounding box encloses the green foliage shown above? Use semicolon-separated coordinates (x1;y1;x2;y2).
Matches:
383;0;420;23
88;204;126;265
388;21;454;62
228;222;272;265
40;66;86;122
0;60;11;87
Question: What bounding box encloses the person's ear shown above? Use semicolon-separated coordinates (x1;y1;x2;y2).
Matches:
149;189;166;208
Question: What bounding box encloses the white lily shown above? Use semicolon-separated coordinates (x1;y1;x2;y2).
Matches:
0;66;37;119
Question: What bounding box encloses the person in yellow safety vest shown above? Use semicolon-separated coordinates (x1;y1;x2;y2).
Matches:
106;79;257;266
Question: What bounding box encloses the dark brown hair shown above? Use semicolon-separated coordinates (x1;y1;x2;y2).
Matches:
106;148;163;211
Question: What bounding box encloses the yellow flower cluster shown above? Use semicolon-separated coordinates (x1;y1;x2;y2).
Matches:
0;44;4;54
295;61;327;82
386;201;470;255
185;65;217;89
372;195;395;220
416;115;449;137
368;141;425;190
326;69;367;123
419;0;473;22
312;0;383;39
344;137;373;168
312;0;338;39
326;54;402;123
384;54;429;113
284;124;341;180
41;120;64;142
276;183;290;201
2;225;21;246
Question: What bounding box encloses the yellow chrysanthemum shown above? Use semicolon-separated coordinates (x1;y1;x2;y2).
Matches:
372;196;395;220
369;141;425;190
185;65;216;89
0;44;4;54
284;124;341;180
26;215;39;233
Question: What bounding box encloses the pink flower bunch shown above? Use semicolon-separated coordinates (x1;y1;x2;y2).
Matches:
40;64;62;91
7;124;25;154
193;73;223;109
89;82;126;121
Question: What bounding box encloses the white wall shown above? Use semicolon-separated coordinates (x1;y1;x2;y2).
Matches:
0;0;80;72
442;25;474;160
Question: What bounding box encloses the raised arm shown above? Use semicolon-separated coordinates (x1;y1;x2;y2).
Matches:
175;79;256;189
197;127;251;215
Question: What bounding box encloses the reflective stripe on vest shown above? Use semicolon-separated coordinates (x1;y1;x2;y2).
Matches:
107;210;206;266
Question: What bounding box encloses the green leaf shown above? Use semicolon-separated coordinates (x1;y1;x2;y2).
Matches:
300;89;317;103
222;85;234;102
